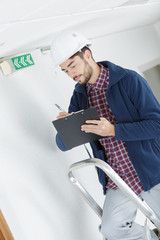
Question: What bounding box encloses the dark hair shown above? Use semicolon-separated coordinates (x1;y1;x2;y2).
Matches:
70;46;93;60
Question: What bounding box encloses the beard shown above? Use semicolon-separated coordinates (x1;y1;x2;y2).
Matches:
82;60;93;84
74;59;93;85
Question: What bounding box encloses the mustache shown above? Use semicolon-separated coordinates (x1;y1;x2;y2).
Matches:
73;74;82;81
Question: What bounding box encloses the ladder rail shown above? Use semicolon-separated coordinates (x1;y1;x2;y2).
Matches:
69;171;103;218
68;158;160;232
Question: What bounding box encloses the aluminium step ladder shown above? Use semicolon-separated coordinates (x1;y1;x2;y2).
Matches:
68;158;160;240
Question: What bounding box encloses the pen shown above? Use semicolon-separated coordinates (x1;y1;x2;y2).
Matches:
55;104;65;112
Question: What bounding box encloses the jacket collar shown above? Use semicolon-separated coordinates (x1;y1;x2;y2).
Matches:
74;61;128;94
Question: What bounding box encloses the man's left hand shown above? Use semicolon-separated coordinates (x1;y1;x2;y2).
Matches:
81;118;115;137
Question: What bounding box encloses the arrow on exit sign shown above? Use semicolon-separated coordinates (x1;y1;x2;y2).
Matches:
11;54;35;70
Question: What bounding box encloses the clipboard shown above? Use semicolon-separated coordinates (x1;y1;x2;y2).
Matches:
52;107;102;149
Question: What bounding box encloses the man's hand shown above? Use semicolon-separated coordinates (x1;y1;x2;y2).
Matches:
56;111;74;120
81;117;115;137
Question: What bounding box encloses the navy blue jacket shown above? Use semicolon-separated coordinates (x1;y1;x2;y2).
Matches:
56;61;160;194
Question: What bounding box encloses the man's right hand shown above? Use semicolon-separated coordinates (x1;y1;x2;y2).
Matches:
56;112;74;120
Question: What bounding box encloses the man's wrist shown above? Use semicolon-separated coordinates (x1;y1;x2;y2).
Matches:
110;124;115;136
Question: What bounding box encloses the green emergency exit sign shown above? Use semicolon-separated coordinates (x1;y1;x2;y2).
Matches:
11;54;35;70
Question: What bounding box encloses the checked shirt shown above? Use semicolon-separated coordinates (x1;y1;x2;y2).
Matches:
86;65;143;195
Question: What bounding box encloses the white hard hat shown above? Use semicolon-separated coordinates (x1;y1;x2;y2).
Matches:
51;31;91;67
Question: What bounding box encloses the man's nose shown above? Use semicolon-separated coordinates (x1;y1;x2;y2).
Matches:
68;69;75;79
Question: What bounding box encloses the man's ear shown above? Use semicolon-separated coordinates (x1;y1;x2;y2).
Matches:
84;49;92;60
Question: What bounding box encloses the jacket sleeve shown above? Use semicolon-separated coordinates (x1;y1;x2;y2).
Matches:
56;134;68;151
114;72;160;141
68;90;81;113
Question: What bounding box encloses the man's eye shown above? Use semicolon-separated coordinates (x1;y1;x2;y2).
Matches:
71;65;76;68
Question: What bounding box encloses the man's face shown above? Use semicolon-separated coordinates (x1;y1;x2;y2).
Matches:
60;55;93;85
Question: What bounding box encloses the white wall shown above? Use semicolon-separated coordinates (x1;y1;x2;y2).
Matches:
91;24;160;72
0;23;160;240
0;50;103;240
155;20;160;39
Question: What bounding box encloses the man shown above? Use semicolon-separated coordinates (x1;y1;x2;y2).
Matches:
51;31;160;240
